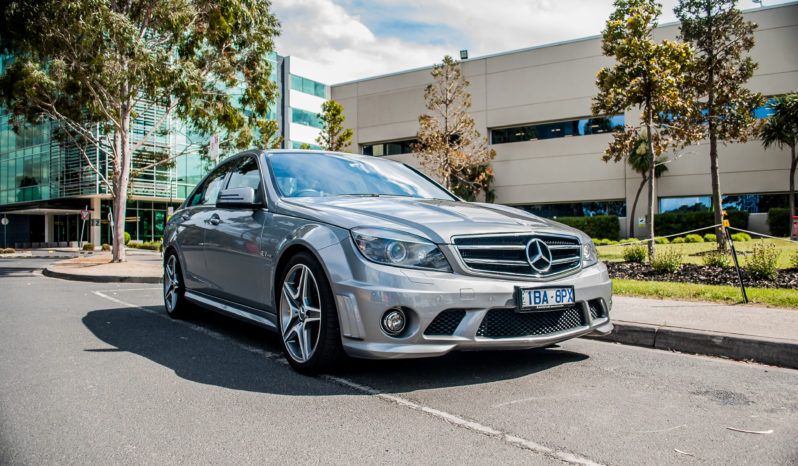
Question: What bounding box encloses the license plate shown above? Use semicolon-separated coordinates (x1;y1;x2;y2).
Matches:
516;286;575;311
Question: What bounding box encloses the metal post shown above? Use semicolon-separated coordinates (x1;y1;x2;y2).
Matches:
724;226;748;304
79;205;87;248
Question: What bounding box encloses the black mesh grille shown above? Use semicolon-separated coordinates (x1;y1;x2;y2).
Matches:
588;299;606;320
476;306;586;338
424;309;466;336
453;233;581;278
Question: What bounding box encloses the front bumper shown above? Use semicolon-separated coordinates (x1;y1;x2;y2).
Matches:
325;240;613;360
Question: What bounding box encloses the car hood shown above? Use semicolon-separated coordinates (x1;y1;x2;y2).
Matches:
277;196;581;244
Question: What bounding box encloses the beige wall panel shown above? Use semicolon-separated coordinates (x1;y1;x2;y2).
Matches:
337;97;358;128
658;141;789;177
493;134;614;161
486;98;595;128
356;88;425;129
353;68;431;96
357;121;419;144
749;71;798;96
464;74;488;112
497;179;626;205
751;25;798;77
485;38;602;74
493;151;624;188
331;83;357;100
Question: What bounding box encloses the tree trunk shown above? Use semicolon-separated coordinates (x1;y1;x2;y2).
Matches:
112;102;132;263
645;106;656;259
630;174;647;239
790;144;797;240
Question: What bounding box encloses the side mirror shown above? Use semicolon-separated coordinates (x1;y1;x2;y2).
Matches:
216;187;262;208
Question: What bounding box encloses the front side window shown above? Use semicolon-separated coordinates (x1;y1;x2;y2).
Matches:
186;160;234;207
226;156;263;201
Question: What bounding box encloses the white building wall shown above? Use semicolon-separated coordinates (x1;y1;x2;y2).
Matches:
331;3;798;237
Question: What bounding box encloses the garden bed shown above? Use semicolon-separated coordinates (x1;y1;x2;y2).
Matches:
606;261;798;289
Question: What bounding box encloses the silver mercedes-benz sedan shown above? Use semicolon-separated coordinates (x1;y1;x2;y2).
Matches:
163;150;613;373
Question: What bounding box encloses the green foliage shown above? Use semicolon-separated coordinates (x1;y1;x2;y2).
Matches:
1;248;16;254
101;243;111;251
654;236;670;244
413;56;496;198
124;232;131;245
684;234;704;243
745;242;779;280
702;247;731;267
672;237;686;244
791;249;798;269
767;208;791;237
623;244;648;263
316;100;354;152
82;242;94;251
654;210;749;236
555;215;620;241
127;241;162;251
592;238;603;245
703;233;716;242
731;232;751;242
650;247;683;274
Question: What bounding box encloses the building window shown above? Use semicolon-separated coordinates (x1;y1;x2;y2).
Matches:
491;115;624;145
515;200;626;218
290;74;326;99
362;139;417;156
291;108;323;129
291;141;322;150
660;193;791;214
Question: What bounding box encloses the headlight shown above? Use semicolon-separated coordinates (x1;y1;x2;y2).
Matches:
351;227;451;272
582;238;598;267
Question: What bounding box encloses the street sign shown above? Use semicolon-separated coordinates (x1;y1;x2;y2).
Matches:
80;210;90;221
638;216;646;227
209;134;219;161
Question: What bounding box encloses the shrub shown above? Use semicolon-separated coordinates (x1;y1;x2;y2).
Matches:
792;250;798;269
651;248;683;274
555;215;620;242
671;237;685;244
620;238;637;244
654;236;670;244
654;210;749;237
1;248;16;254
124;231;131;245
128;241;162;251
745;242;779;280
101;243;111;251
703;233;716;242
82;242;95;251
608;240;619;245
684;234;704;243
598;238;613;245
731;232;751;242
592;238;602;245
767;208;790;237
702;248;731;267
623;244;647;263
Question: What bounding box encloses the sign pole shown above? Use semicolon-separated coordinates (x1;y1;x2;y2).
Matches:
1;215;8;249
79;205;88;248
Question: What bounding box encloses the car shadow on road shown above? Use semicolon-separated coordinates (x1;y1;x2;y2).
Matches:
82;304;589;396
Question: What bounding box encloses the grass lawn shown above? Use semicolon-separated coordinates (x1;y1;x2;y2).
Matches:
613;279;798;308
598;238;798;269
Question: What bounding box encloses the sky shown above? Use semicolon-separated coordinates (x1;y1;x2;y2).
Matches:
270;0;794;84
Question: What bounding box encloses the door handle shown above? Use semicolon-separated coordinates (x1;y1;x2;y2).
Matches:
209;215;221;225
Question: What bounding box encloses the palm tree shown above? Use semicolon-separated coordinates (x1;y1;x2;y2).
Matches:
760;93;798;239
628;136;669;238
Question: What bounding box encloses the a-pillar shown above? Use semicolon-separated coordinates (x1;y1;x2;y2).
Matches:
90;197;102;246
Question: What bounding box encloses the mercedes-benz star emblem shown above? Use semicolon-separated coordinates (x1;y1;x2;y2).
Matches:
526;238;553;273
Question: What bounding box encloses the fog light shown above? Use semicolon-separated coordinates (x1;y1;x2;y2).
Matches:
381;308;407;337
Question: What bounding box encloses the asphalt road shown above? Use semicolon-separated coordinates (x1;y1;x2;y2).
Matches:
1;258;796;465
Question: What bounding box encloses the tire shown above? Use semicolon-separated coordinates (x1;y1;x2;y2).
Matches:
163;252;190;319
277;251;344;374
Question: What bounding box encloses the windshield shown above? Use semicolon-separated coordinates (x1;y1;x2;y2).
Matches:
268;152;457;201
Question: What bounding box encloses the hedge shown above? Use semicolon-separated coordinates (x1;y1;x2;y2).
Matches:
555;215;620;241
767;208;791;237
653;210;748;237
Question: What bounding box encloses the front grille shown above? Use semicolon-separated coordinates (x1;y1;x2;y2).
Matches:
453;233;582;278
588;299;606;320
476;306;586;338
424;309;466;336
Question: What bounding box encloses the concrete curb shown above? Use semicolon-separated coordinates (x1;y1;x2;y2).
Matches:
42;267;161;284
586;322;798;369
1;255;76;259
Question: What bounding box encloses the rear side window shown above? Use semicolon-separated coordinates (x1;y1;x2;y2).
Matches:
187;160;234;207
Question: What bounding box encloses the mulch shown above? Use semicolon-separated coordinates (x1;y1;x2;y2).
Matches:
606;261;798;290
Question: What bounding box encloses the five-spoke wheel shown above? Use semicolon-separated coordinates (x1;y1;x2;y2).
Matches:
163;252;189;318
278;252;343;373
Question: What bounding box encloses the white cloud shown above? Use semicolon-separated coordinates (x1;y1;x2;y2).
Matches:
272;0;791;85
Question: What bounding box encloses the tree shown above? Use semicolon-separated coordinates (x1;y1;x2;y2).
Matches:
412;56;495;197
760;93;798;239
593;0;700;258
0;0;279;262
675;0;764;248
626;135;669;238
316;100;353;152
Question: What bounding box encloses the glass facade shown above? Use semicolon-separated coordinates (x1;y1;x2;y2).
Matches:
290;74;326;99
291;108;323;129
491;115;624;144
660;193;791;214
516;200;626;218
361;139;417;156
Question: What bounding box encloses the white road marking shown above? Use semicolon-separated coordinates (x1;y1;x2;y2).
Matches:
92;290;603;466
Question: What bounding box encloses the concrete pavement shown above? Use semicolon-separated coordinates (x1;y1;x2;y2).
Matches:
9;248;797;369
